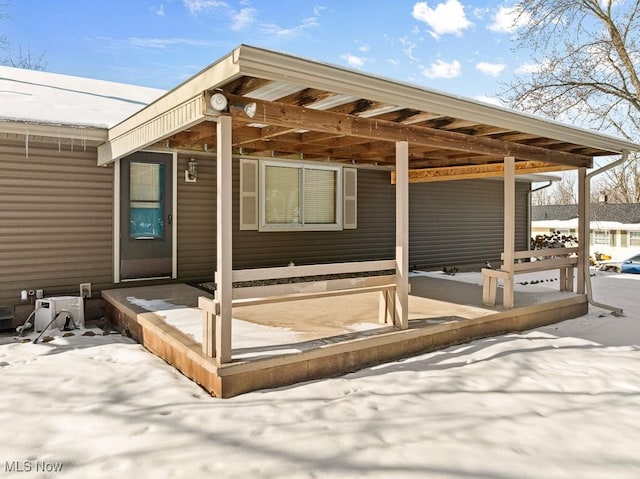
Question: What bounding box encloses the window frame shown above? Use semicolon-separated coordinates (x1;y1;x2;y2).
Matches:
593;229;610;246
259;159;343;232
629;231;640;247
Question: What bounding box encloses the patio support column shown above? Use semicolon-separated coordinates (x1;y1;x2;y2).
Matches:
215;115;233;364
577;167;587;294
395;141;409;330
503;156;516;309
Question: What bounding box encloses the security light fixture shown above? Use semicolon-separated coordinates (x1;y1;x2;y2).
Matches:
242;102;257;118
209;93;228;112
208;92;257;118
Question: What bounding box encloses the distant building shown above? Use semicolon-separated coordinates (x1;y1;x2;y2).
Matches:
532;204;640;257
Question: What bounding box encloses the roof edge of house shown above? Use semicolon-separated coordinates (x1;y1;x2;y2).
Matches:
0;119;107;143
235;44;640;155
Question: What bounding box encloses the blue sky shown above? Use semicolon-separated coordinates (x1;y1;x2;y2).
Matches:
2;0;534;103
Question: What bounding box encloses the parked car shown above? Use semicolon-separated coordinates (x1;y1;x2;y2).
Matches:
621;254;640;274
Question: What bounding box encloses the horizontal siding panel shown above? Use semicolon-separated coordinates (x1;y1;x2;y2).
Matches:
0;212;112;221
0;200;112;210
409;179;529;268
0;139;114;306
0;240;111;252
0;230;111;239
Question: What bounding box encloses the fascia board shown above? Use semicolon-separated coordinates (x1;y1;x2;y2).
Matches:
0;120;106;143
106;49;242;142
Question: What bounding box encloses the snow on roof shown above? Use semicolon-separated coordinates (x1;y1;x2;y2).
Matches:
0;66;165;129
533;218;640;231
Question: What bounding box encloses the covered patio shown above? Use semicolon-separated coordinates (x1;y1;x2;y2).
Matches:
98;45;639;396
103;271;585;397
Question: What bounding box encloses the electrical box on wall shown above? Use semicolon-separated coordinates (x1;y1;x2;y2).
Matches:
34;297;85;332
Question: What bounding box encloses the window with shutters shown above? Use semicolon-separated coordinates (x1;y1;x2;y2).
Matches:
239;159;357;232
260;160;343;231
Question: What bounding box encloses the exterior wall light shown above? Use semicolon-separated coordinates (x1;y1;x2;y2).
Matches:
186;158;198;182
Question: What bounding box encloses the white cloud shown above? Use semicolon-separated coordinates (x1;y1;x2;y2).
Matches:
183;0;228;14
313;5;327;16
260;16;319;37
358;43;370;53
412;0;472;38
399;36;419;61
472;7;489;19
515;60;547;74
341;53;366;68
488;6;531;33
128;37;210;49
421;59;462;79
474;94;504;107
183;1;320;37
231;8;257;31
152;4;165;16
476;61;506;77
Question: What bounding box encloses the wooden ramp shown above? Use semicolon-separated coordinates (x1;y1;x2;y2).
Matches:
102;281;588;398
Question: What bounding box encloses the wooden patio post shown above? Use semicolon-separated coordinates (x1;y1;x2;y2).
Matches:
395;141;409;330
503;156;516;309
215;115;233;364
577;167;587;294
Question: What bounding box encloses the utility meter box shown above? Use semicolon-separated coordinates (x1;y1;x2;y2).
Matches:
34;297;84;332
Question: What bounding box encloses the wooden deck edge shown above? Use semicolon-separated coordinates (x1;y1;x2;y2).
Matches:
219;295;587;376
104;300;223;396
104;293;588;399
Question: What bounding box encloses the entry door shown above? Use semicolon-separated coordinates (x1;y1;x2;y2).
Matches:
120;152;173;280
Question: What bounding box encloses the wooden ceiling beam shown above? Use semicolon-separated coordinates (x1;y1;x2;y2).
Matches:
171;122;217;144
400;112;446;125
268;88;337;106
223;77;273;96
391;161;575;184
221;94;592;168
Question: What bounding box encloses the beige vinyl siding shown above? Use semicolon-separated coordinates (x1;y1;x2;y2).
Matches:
409;179;530;268
176;153;216;282
0;140;113;306
177;157;530;281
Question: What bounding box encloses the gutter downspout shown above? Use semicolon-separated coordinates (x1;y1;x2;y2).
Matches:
528;181;554;249
584;150;630;315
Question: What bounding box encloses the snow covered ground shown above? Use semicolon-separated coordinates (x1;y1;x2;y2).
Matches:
1;272;640;478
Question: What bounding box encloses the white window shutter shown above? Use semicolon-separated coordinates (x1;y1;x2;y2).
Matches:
343;167;357;229
239;159;259;230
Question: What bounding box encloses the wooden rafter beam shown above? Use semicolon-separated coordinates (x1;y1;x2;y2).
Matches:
219;94;593;168
391;161;575;184
171;122;216;145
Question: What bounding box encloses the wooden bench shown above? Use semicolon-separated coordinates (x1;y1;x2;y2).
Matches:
482;247;579;307
198;259;400;335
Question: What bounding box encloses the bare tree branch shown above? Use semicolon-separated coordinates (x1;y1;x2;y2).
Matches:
3;45;47;71
505;0;640;204
0;2;47;70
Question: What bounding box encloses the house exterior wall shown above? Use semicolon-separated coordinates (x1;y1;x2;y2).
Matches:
176;153;217;282
175;156;530;280
0;145;530;318
409;179;530;268
0;139;113;307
